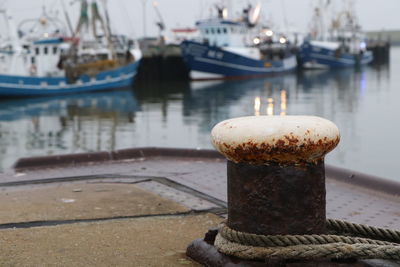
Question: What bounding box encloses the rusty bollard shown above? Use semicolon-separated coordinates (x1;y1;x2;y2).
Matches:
211;115;340;235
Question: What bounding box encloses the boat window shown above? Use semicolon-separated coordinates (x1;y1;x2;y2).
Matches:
35;47;40;55
44;46;48;55
53;46;58;54
223;28;227;34
217;28;221;34
205;29;209;34
211;28;215;34
99;54;108;60
31;57;36;64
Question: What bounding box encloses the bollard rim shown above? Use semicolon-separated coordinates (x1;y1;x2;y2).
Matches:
211;115;340;165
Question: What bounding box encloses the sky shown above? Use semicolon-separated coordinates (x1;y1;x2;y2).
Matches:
1;0;400;38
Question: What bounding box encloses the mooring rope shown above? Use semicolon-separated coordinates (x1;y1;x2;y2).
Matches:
326;219;400;244
215;219;400;261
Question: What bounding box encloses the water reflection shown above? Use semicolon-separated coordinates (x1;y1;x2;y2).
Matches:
267;97;274;116
280;90;287;116
182;75;296;132
254;96;261;116
182;68;365;130
0;90;138;171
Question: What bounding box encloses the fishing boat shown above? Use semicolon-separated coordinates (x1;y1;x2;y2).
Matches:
0;1;141;97
180;3;297;80
299;1;372;69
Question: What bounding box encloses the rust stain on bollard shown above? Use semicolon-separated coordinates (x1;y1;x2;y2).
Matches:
211;116;340;236
212;116;340;165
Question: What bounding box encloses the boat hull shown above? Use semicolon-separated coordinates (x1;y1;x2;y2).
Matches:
0;60;140;96
181;40;296;80
299;41;373;68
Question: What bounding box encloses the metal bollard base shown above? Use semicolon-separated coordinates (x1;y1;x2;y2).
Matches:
227;160;326;235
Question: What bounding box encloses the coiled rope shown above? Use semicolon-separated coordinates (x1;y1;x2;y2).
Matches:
215;219;400;261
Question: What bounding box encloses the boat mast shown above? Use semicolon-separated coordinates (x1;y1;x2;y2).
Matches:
100;0;112;37
74;0;89;36
97;0;115;59
60;0;74;36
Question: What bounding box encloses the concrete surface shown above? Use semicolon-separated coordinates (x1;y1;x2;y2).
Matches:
0;183;190;224
0;213;221;266
0;180;222;266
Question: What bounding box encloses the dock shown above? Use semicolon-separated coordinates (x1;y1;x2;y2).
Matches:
136;44;189;82
0;148;399;266
367;42;391;64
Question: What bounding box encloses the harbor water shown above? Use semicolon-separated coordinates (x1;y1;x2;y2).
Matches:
0;47;399;182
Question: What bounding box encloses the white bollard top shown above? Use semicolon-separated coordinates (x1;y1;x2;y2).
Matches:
211;116;340;165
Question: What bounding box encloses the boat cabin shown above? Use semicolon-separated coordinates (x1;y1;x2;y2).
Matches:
196;19;250;47
28;38;69;77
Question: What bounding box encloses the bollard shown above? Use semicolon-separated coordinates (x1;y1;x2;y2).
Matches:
211;115;340;235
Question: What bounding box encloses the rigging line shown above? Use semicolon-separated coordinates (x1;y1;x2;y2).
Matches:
59;0;74;35
280;0;289;32
119;0;136;37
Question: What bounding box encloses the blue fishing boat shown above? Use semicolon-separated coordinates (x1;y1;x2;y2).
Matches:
0;1;141;97
299;40;372;68
299;1;372;69
180;4;297;80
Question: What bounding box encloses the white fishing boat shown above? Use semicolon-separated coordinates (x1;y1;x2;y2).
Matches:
0;1;141;97
180;3;297;80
